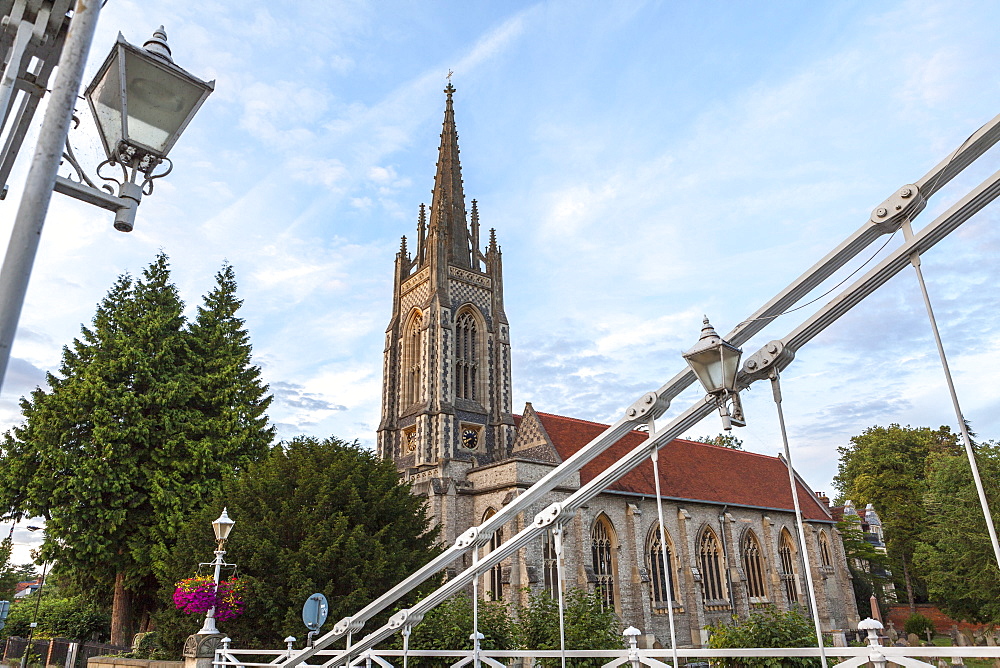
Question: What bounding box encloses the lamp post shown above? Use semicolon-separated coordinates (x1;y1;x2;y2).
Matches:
683;316;745;430
0;6;214;395
199;508;235;635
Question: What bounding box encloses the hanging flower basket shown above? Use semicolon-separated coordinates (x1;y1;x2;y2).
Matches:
215;577;247;622
173;575;247;621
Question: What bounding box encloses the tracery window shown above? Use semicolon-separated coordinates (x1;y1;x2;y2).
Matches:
455;309;479;401
402;310;423;408
819;531;833;568
779;530;799;604
482;508;503;601
543;529;559;598
699;528;726;603
647;524;677;609
591;515;617;611
741;530;768;601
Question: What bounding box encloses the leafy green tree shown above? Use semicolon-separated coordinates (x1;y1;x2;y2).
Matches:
515;588;623;667
155;436;440;651
0;594;109;641
913;443;1000;623
0;532;39;601
0;254;272;645
696;434;744;450
706;606;828;668
387;593;516;668
832;424;961;612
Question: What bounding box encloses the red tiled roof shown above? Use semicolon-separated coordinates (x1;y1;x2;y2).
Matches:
530;411;832;522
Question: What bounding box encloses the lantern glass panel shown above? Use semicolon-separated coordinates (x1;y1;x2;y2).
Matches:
685;344;741;394
213;510;234;541
719;346;741;391
88;48;125;159
686;348;726;394
121;48;207;156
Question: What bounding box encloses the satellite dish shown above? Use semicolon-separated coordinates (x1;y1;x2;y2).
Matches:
302;593;329;632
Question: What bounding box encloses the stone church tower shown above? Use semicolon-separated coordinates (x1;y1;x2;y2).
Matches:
377;85;516;540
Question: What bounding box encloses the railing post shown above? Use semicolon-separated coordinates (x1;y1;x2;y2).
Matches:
860;618;887;668
470;631;484;668
285;637;297;661
624;627;642;668
213;637;230;668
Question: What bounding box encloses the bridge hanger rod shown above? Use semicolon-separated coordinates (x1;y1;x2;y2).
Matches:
284;111;1000;666
307;158;1000;668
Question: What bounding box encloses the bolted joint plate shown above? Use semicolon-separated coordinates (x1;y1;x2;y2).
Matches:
388;609;425;630
454;526;480;549
739;340;795;383
532;502;563;528
869;184;926;232
332;616;365;636
624;391;669;423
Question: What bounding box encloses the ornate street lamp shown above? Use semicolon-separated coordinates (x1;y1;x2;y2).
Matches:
199;508;235;635
683;317;746;430
85;27;214;176
55;27;215;232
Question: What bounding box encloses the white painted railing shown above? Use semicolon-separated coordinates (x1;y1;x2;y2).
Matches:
213;632;1000;668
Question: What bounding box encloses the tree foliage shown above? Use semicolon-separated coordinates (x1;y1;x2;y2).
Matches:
0;535;38;602
390;593;517;668
707;606;827;668
0;255;273;644
155;436;440;651
385;588;622;668
0;594;109;641
832;424;961;609
515;588;623;667
835;514;889;619
913;442;1000;623
696;434;744;450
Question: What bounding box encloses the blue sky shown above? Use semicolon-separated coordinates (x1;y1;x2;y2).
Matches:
2;0;1000;558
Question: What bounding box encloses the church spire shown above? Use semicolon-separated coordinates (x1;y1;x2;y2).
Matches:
427;83;472;268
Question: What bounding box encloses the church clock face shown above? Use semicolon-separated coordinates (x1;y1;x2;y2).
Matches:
462;427;480;450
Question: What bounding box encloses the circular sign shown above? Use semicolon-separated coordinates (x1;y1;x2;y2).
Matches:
302;593;329;631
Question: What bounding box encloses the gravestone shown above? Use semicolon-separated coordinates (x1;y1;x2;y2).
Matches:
908;633;922;647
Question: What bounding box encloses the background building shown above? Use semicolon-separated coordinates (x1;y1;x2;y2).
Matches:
377;86;860;648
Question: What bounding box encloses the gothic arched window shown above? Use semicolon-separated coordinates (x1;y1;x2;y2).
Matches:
591;515;618;611
482;508;503;601
402;310;423;408
741;530;768;601
647;524;677;610
699;528;726;603
819;531;833;568
543;529;559;598
779;530;799;604
455;308;479;402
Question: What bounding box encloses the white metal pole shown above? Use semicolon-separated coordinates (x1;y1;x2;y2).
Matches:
650;443;679;668
0;0;102;392
901;222;1000;573
553;525;567;668
0;20;34;127
769;371;828;667
471;547;480;668
199;548;225;634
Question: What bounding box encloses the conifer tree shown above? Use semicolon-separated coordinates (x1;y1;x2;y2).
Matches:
155;436;439;649
0;253;273;645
